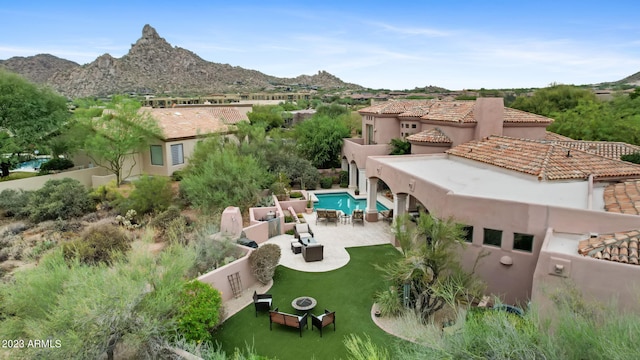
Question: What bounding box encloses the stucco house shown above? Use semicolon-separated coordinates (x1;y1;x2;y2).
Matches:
133;104;249;178
343;97;640;311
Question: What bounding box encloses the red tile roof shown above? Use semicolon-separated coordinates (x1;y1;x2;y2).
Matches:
544;132;574;141
421;101;476;123
142;107;247;140
547;141;640;160
503;108;553;124
359;100;554;124
578;230;640;265
406;128;452;144
446;136;640;181
603;181;640;215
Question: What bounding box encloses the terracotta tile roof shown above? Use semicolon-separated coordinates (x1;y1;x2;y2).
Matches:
406;128;452;144
359;100;433;115
603;181;640;215
142;107;247;140
503;108;553;124
359;100;554;124
420;101;476;123
446;136;640;181
578;230;640;265
544;131;574;141
547;141;640;160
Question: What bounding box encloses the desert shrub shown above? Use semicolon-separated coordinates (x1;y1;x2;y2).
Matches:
38;158;74;174
320;176;333;189
115;209;141;230
28;178;93;222
0;189;32;218
375;287;403;317
289;191;303;198
249;243;281;285
118;175;173;216
149;206;182;231
89;180;122;209
191;225;242;274
62;223;130;265
284;215;295;223
175;280;223;344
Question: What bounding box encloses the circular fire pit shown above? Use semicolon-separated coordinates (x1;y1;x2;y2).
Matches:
291;296;317;312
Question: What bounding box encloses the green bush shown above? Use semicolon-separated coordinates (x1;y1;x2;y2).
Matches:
38;158;74;174
289;191;303;198
149;206;183;231
374;287;402;316
339;170;349;188
171;170;185;181
175;280;223;343
28;178;93;222
62;223;131;265
119;175;173;216
320;176;333;189
249;243;281;284
191;224;242;274
0;189;32;218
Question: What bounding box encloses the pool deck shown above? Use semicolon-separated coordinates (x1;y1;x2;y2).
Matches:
220;189;396;321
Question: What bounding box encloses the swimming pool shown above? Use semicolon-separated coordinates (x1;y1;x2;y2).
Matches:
15;158;50;172
313;192;388;215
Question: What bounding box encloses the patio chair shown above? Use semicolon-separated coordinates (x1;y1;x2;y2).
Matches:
352;209;364;226
311;309;336;337
316;209;328;225
302;243;324;262
380;209;393;223
294;223;314;240
253;290;273;317
326;210;339;225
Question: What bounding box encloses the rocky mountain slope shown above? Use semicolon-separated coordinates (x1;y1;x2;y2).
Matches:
0;25;362;98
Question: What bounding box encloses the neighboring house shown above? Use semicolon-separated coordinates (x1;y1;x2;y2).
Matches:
140;105;249;177
344;97;640;313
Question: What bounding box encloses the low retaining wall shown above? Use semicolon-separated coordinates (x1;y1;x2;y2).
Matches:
197;245;260;303
0;167;110;192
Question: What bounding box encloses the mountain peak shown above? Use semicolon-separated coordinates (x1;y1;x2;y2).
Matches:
141;24;161;41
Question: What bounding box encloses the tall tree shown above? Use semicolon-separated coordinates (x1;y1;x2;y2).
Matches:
79;96;161;185
294;114;350;168
510;84;597;117
0;69;69;176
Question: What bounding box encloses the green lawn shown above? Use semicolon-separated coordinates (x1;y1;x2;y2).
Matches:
212;244;405;360
0;171;37;181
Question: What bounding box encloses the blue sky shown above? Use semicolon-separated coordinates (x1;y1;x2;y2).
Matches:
1;1;639;90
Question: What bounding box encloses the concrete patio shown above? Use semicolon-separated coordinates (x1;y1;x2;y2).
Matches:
220;207;396;320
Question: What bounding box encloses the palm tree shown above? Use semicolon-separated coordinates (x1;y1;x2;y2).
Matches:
382;212;484;322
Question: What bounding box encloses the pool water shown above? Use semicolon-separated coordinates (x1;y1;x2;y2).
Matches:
15;158;50;172
314;192;388;215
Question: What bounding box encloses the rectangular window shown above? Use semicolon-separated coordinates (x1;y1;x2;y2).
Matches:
514;233;534;252
462;225;473;243
483;228;502;247
171;144;184;166
412;124;417;128
150;145;163;166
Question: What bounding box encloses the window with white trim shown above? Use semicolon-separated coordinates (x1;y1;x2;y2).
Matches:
171;144;184;166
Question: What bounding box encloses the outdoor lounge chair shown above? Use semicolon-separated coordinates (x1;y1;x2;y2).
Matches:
315;209;328;225
253;290;273;317
326;210;339;225
294;223;314;241
311;309;336;337
381;209;393;223
352;209;364;226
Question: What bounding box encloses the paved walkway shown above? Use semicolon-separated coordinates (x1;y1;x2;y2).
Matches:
221;191;396;320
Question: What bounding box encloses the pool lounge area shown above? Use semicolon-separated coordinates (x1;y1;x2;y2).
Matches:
312;190;389;215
